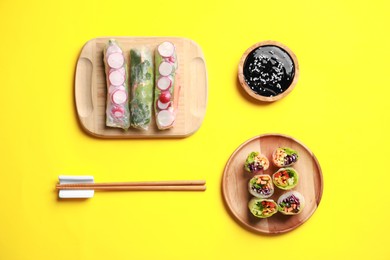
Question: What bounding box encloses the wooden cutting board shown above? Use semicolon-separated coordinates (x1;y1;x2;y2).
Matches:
222;134;323;234
75;37;207;138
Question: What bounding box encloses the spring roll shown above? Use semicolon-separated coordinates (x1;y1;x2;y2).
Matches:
272;147;299;167
277;191;305;215
154;41;179;130
272;167;299;190
248;198;278;218
244;152;270;173
103;39;130;130
248;175;274;199
129;48;154;130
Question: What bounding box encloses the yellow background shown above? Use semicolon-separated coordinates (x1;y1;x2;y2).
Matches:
0;0;389;259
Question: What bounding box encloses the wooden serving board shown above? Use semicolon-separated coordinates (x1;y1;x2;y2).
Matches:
222;134;323;234
75;37;207;138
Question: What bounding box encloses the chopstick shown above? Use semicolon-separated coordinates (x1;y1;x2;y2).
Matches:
55;180;206;192
56;180;205;187
56;185;206;191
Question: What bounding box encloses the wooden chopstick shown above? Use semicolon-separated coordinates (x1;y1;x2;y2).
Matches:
56;185;206;191
56;180;206;187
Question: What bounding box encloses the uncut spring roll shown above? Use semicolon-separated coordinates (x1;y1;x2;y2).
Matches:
129;48;154;130
272;167;299;190
103;39;130;130
277;191;305;215
248;198;278;218
154;41;179;130
248;175;274;198
272;147;299;167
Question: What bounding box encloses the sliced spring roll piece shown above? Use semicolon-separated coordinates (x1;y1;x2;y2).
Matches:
277;191;305;215
248;174;274;198
129;48;154;130
154;41;179;130
248;198;278;218
272;147;299;167
272;167;299;190
103;39;130;130
244;152;270;173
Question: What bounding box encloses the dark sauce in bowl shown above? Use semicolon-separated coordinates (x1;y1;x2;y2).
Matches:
243;45;295;97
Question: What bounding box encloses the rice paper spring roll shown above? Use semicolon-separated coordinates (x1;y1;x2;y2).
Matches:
248;198;278;218
277;191;305;215
248;175;274;198
272;147;299;167
103;39;130;130
129;48;154;130
154;41;179;130
272;167;299;190
244;152;269;173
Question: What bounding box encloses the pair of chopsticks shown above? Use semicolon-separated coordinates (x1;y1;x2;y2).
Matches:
55;180;206;191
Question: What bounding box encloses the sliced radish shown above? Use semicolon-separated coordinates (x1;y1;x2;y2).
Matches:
158;42;175;57
108;85;116;93
106;44;123;56
107;53;124;69
109;66;125;75
111;90;127;105
157;76;172;91
168;56;175;63
157;100;171;110
109;70;125;86
159;62;173;76
157;110;175;128
159;91;171;103
111;106;125;118
108;84;125;93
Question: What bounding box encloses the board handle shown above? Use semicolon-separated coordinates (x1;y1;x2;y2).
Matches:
189;56;207;123
75;39;96;129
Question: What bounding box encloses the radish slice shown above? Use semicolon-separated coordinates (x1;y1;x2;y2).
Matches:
157;100;171;110
108;85;116;93
158;42;175;57
109;85;125;93
111;106;125;118
106;44;123;56
157;110;175;128
109;70;125;86
109;67;125;75
111;90;127;105
159;62;173;76
159;91;171;103
157;76;172;91
107;53;124;69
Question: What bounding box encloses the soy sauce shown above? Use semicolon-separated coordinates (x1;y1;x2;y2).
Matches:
243;45;295;97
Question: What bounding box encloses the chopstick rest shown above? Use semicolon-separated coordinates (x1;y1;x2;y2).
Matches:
56;175;206;199
58;175;95;199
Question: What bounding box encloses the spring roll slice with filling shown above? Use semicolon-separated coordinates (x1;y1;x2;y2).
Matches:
244;152;270;173
272;147;299;167
248;198;278;218
277;191;305;215
154;41;179;130
129;48;154;130
103;39;130;130
248;174;274;198
272;167;299;190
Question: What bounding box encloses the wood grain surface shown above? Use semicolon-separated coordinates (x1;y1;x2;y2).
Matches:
75;37;207;138
222;134;323;234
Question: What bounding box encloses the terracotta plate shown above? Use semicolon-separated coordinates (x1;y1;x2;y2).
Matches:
222;134;323;234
